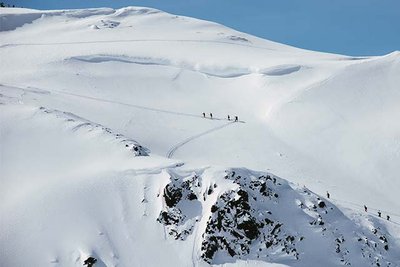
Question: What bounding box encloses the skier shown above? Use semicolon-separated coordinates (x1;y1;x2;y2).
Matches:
235;116;238;122
83;257;97;267
228;115;230;121
387;215;390;221
364;205;368;212
378;210;382;217
202;112;205;118
326;191;330;199
210;113;213;119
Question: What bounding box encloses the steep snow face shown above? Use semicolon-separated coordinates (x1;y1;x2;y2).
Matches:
1;6;400;267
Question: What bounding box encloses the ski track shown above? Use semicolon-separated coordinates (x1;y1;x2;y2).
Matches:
301;186;400;225
166;121;235;159
1;83;242;159
0;39;275;51
52;89;204;118
2;84;247;123
1;84;205;119
330;198;400;225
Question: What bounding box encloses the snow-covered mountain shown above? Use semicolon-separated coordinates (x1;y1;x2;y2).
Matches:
1;7;399;267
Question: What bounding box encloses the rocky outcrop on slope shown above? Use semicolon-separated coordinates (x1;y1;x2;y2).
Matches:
157;168;399;266
200;171;299;263
157;172;202;240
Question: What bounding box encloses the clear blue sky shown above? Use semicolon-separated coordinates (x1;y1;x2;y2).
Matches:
4;0;400;56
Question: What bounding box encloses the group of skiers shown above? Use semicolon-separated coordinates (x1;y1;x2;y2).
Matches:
327;191;392;221
364;205;390;221
202;112;239;122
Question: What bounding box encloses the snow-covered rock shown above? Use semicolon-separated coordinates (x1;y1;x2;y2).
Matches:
157;168;399;266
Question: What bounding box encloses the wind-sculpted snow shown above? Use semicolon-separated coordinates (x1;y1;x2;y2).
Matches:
158;168;400;266
38;107;149;156
0;8;115;31
111;6;160;17
0;6;161;32
69;55;303;78
0;12;44;31
260;65;302;76
70;55;171;66
61;8;115;19
69;55;251;78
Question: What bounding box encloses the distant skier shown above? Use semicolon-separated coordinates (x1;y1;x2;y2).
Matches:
210;113;213;119
202;112;206;118
364;205;368;212
235;116;238;122
326;191;330;199
378;210;382;217
387;215;390;221
228;115;230;121
83;257;97;267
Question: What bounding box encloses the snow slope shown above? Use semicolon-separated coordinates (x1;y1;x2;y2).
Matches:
1;6;399;267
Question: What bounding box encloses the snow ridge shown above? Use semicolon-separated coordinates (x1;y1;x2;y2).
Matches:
38;107;149;156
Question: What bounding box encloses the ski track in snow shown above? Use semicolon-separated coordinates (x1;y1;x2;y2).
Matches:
3;84;248;123
2;84;205;118
330;198;400;225
0;39;275;51
166;121;235;159
53;89;204;118
2;84;243;160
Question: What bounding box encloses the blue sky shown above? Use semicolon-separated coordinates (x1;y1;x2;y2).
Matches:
5;0;400;56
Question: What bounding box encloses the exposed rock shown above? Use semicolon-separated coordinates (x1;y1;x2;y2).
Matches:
157;172;201;240
157;168;398;266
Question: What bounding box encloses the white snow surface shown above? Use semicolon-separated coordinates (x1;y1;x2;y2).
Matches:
1;6;399;267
